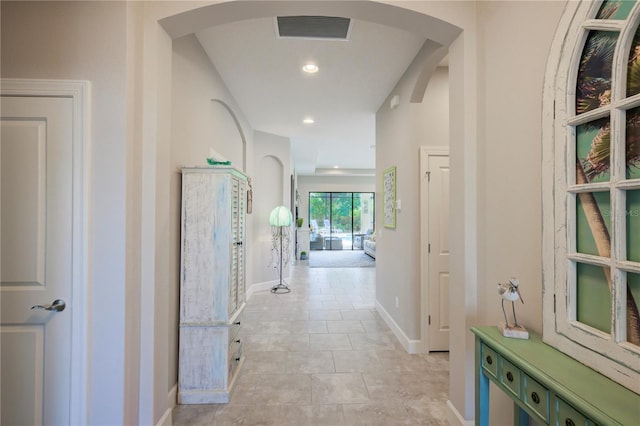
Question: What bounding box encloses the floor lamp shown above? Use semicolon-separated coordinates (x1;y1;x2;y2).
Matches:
270;205;293;294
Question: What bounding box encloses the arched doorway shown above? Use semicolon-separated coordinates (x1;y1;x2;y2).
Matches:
138;2;477;424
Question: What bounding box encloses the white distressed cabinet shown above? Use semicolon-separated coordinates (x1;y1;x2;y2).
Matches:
178;167;247;404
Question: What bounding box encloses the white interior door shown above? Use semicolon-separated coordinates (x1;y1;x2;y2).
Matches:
1;95;74;425
428;154;450;351
420;148;450;352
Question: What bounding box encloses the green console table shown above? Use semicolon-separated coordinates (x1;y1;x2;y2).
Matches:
471;326;640;425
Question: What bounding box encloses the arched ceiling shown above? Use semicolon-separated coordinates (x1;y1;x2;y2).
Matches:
160;1;460;175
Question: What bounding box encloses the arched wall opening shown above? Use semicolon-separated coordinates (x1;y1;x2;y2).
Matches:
211;98;247;171
139;2;477;424
255;154;286;285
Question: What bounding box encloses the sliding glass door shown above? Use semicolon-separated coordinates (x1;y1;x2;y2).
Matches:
308;192;374;250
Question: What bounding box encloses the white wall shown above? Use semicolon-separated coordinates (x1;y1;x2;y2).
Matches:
474;3;566;423
376;54;450;343
1;2;137;423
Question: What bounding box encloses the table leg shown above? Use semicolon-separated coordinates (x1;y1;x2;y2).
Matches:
514;402;529;426
475;338;489;426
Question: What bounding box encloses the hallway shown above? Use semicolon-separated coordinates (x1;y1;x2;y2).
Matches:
173;264;449;425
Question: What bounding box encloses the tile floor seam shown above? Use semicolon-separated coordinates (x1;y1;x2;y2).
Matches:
173;262;449;425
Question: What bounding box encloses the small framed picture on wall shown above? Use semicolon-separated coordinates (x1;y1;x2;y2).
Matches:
383;166;396;228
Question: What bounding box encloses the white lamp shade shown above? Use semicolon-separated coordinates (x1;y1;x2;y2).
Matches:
269;206;293;227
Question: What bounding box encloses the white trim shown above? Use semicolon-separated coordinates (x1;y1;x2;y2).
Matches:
246;280;279;299
157;383;176;426
1;78;91;425
155;408;172;426
375;300;421;354
419;146;450;354
446;400;473;426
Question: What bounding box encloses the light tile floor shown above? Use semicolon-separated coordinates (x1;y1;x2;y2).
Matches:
173;263;449;425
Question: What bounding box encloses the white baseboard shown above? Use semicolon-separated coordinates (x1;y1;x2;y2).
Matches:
447;400;473;426
156;408;172;426
246;280;278;299
156;385;177;426
167;384;177;408
375;300;422;354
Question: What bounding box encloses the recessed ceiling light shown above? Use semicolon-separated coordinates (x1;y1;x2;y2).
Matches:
333;165;339;169
303;118;315;124
302;63;319;73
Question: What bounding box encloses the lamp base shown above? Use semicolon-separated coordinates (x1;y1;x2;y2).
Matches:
271;283;291;294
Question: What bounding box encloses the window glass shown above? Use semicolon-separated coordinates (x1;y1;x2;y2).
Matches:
627;189;640;262
597;0;635;19
576;192;611;256
577;31;618;115
576;262;611;333
628;272;640;345
626;107;640;179
577;118;611;183
627;26;640;96
308;192;374;251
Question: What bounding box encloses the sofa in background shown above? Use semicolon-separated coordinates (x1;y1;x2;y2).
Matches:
309;232;324;250
363;234;376;259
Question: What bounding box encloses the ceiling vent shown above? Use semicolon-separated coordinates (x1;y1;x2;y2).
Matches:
276;16;351;40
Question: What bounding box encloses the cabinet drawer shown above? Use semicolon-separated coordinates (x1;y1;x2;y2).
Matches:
499;357;520;398
228;336;242;361
523;374;550;424
481;343;498;379
555;398;595;426
229;316;242;343
228;342;243;380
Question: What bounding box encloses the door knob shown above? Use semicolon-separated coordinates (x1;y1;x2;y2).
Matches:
31;299;66;312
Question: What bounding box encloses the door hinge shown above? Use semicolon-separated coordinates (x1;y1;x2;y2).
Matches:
553;294;556;313
428;315;431;325
425;171;431;182
428;243;431;254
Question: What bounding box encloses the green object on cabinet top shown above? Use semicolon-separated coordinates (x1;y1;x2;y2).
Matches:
471;326;640;425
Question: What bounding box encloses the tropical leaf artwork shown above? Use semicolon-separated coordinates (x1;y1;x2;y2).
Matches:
626;269;640;345
627;26;640;97
574;24;640;342
576;191;610;257
596;0;635;20
577;263;611;333
577;118;611;183
575;130;640;344
628;190;640;262
576;31;618;115
627;107;640;182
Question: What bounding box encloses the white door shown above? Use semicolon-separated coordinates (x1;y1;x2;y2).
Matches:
1;95;74;425
420;148;450;352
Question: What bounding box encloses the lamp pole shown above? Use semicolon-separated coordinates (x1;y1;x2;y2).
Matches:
270;205;292;294
279;226;283;285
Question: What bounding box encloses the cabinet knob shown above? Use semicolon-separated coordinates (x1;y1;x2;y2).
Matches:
486;355;493;365
506;371;514;382
531;392;540;404
565;419;575;426
235;339;241;344
234;321;241;325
